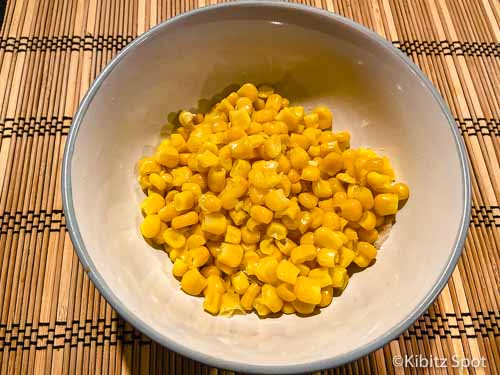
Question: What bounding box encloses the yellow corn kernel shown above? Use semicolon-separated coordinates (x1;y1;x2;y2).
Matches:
149;173;167;192
181;269;207;296
171;166;193;187
228;160;250;179
253;298;272;316
339;198;363;221
338;246;356;268
336;172;356;184
317;248;338;267
313;106;333;129
217;98;235;114
245;217;261;232
276;260;300;284
201;213;227;235
255;256;279;284
204;275;226;296
374;193;399;216
188;246;210;267
262;121;288;135
314;227;345;250
308;268;332;288
366;171;391;191
276;283;296;302
358;210;376;230
259;238;277;255
236;96;253;115
265;94;282;112
308;145;321;157
172;258;189;277
304;112;319;128
140;215;161;238
228;209;248;226
344;227;358;241
229;108;251;130
290;244;317;264
241;283;261;310
319;286;334;307
138;157;162;176
298;211;312;233
289;147;309;169
330;266;348;289
294;276;321;304
198;193;222;214
319;152;343;177
328;177;345;194
249;205;273;224
214;259;237;275
225;92;239;106
320;141;341;157
141;193;165;215
303;128;321;146
254;97;265;110
292;299;315;314
217;243;244;268
301;165;320;182
275;238;297;256
222;225;240;244
347;185;374;210
262;135;282;159
390;182;410;200
311;179;332;199
282;302;295;314
172;211;199;229
170;133;187;152
241;227;261;244
152;221;167;245
334;131;350;150
261;284;283;313
297;263;310;276
274;154;290;174
266;222;287;240
180;184;201;201
281;98;290;108
237;83;259;102
287;169;301;184
298;193;318;209
178;110;194;127
162;228;186;249
195;150;218;169
201;265;221;278
155;143;179;168
231;271;250;294
157;202;177;222
262;190;288;213
354;241;377;268
138;175;151;191
290;182;302;195
290;133;311;149
226;127;246;143
207;167;226;193
358;228;379;244
173;191;194;212
203;289;222;315
300;232;315;245
252;109;275;123
219;292;243;316
309;207;324;230
275;107;300;130
243;251;260;276
322;212;341;230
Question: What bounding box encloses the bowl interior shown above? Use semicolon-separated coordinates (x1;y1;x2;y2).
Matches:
67;4;466;371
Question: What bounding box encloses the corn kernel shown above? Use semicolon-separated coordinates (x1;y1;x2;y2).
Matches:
262;135;282;159
308;268;332;288
297;263;310;276
163;228;186;249
228;209;248;226
292;300;315;314
237;83;259;102
138;157;162;175
276;283;296;302
252;109;275;123
290;244;317;264
203;289;222;314
266;222;288;240
231;271;250;294
313;106;333;129
358;228;379;243
391;182;410;200
289;147;309;169
155;143;179;168
298;193;318;209
317;248;338;267
300;232;315;245
261;284;283;313
294;276;321;304
339;198;363;221
358;210;376;230
199;193;222;213
253;298;272;316
219;292;243;316
330;266;348;289
241;283;261;310
275;108;300;130
207;167;226;192
301;165;320;182
314;227;344;250
173;191;194;212
141;193;165;215
181;269;207;296
172;258;189;277
140;215;161;238
201;265;221;278
374;193;399;215
201;213;227;235
255;256;278;284
249;205;273;224
366;171;391;191
216;243;244;268
230;108;251;130
338;246;356;268
172;211;199;229
319;287;334;307
241;227;261;244
275;238;297;256
347;185;374;210
276;260;300;284
354;241;377;268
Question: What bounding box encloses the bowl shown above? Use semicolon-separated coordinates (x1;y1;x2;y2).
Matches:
62;1;470;373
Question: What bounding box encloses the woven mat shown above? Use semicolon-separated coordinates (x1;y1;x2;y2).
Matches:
0;0;498;373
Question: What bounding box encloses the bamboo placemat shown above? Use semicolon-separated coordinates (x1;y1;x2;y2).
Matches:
0;0;498;373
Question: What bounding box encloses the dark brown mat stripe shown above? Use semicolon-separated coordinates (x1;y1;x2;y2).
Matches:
0;0;499;374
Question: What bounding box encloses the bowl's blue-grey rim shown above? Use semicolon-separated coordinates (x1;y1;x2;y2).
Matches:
61;1;471;373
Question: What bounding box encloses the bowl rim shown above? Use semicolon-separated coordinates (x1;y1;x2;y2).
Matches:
62;1;471;373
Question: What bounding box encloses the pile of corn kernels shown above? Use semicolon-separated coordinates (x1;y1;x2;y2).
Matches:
137;83;409;317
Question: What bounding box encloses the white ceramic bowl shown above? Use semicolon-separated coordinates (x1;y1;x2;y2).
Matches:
62;2;470;373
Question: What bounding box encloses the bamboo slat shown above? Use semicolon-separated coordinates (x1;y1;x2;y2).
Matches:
0;0;498;374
